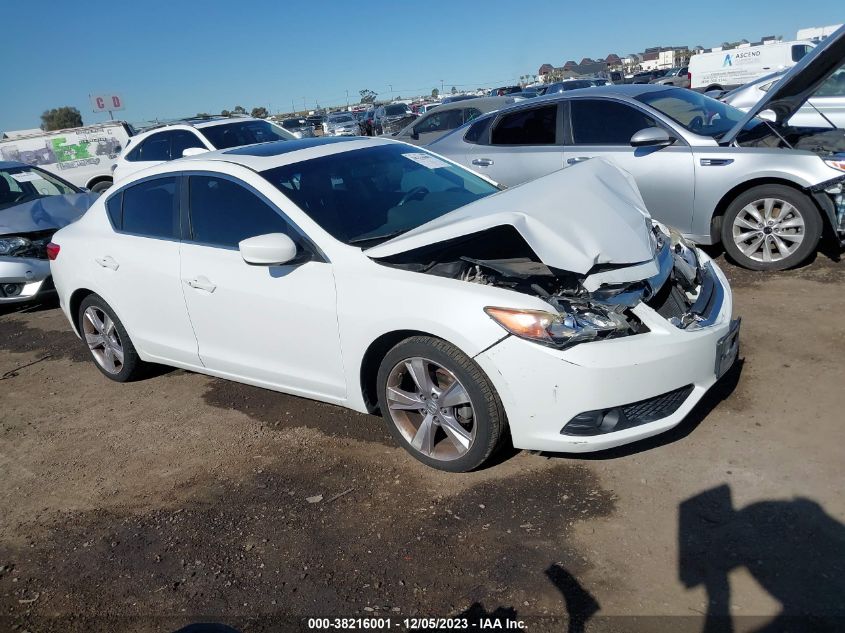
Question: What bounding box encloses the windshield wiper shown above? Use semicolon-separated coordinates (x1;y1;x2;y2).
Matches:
348;229;409;246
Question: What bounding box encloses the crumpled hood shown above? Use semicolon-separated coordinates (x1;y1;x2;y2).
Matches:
365;158;655;274
0;192;98;235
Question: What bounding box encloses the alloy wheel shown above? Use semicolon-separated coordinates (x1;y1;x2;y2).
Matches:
82;306;124;375
731;197;805;264
385;357;477;461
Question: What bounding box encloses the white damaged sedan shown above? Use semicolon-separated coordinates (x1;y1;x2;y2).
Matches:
48;137;739;471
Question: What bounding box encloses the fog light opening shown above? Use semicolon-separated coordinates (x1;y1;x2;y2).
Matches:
1;283;24;298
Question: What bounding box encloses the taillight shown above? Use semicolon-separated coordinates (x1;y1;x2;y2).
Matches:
688;72;692;85
46;242;60;261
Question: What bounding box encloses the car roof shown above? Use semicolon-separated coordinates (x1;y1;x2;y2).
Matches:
177;136;401;172
0;160;28;169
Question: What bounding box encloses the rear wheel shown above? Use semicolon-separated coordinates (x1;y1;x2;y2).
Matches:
78;294;148;381
89;180;112;194
721;185;822;271
376;336;507;472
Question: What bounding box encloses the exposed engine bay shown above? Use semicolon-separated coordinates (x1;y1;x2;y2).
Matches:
737;123;845;156
374;224;717;348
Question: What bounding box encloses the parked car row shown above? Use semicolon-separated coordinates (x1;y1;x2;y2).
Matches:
430;29;845;271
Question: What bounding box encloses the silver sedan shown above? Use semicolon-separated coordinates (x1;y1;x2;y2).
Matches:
429;32;845;271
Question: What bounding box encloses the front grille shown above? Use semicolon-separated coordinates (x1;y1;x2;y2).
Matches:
621;384;694;425
646;275;690;320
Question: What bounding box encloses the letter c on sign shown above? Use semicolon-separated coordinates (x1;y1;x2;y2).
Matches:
96;97;105;109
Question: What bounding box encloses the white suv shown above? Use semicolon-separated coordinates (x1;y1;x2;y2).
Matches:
112;117;295;183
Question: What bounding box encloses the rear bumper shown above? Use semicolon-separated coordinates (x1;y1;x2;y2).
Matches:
0;257;53;303
474;258;737;453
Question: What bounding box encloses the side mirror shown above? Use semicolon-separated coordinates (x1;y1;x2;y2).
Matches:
239;233;298;266
630;127;676;148
758;109;777;122
182;147;209;157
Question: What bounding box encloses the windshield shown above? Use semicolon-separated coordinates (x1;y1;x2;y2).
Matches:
330;115;354;123
385;104;409;116
260;144;499;245
635;87;751;138
281;119;305;129
201;120;293;149
0;165;78;210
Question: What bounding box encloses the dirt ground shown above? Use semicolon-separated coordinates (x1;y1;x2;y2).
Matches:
1;252;844;633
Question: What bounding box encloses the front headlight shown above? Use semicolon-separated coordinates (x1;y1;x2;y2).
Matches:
824;158;845;172
484;305;626;350
0;236;30;257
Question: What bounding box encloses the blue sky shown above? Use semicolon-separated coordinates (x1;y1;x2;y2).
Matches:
1;0;841;130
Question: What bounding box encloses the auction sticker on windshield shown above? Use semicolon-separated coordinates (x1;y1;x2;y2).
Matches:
10;172;44;183
403;152;451;169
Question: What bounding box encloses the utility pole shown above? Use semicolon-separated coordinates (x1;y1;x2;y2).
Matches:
303;97;307;113
440;79;444;94
292;99;296;115
346;89;349;109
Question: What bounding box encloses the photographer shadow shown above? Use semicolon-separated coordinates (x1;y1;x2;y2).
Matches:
679;484;845;633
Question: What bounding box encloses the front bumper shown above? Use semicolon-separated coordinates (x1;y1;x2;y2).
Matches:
0;256;53;303
474;256;737;453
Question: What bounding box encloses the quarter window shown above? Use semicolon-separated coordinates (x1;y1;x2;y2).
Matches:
570;100;658;145
121;177;179;239
188;175;290;248
491;105;557;145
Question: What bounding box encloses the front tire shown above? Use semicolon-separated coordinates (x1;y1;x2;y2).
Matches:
721;185;822;271
78;294;148;382
376;336;507;472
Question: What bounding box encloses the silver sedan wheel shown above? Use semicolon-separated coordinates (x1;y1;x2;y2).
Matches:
385;357;477;461
732;197;805;263
82;306;124;375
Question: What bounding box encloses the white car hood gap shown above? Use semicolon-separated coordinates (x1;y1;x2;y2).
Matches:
366;158;655;275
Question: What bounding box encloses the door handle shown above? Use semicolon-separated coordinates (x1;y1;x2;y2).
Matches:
94;256;119;271
472;158;494;167
185;276;217;293
567;157;590;165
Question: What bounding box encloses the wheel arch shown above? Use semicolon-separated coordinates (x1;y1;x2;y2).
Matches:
709;177;825;243
359;329;441;414
85;175;113;191
68;288;96;336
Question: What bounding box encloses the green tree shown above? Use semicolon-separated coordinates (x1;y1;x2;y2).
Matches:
40;106;83;131
251;106;268;118
196;112;211;118
431;88;439;99
359;89;377;104
451;86;457;94
232;105;247;115
221;109;231;117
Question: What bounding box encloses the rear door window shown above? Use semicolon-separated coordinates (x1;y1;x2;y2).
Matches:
570;99;658;145
491;105;557;145
170;131;206;159
130;132;173;162
120;177;180;239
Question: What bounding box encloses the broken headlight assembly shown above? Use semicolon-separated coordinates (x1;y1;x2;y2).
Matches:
0;235;50;258
484;303;637;350
0;236;31;257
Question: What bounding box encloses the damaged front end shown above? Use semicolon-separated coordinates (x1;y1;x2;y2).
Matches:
373;222;721;350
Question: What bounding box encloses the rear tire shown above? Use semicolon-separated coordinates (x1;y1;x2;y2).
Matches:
78;294;148;382
89;180;112;194
376;336;507;472
721;184;822;271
